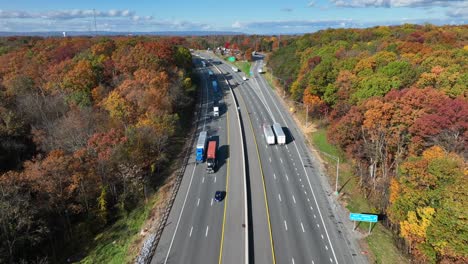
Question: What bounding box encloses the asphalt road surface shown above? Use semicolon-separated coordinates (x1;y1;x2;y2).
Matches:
207;52;367;264
151;56;243;264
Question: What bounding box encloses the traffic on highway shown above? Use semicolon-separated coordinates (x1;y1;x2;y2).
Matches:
151;51;366;264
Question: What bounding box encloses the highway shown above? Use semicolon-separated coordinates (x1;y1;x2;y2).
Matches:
151;56;245;264
206;52;367;264
210;62;274;264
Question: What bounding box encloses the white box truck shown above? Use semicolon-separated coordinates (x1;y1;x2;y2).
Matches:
263;124;275;145
213;106;219;117
272;123;286;145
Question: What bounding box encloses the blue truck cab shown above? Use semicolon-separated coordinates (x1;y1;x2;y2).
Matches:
196;131;208;163
212;80;218;93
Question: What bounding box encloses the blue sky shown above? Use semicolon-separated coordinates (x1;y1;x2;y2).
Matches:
0;0;466;33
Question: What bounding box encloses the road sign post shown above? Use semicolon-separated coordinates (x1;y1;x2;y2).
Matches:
350;213;378;234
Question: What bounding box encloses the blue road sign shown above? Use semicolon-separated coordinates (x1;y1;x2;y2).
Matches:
350;213;378;223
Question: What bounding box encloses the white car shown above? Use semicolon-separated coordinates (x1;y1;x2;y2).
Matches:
242;76;247;81
258;68;264;73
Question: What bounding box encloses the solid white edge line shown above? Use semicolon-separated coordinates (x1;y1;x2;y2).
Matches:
164;164;198;264
257;68;339;264
189;226;193;237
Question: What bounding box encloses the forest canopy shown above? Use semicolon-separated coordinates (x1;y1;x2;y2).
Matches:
268;24;467;263
0;36;194;263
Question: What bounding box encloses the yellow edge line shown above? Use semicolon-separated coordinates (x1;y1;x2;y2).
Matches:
218;111;229;264
240;94;276;264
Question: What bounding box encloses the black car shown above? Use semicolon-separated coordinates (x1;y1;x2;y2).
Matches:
214;191;225;202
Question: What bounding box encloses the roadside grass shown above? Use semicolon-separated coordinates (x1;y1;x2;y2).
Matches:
311;129;344;160
264;72;275;89
233;61;251;76
310;128;409;264
367;224;408;264
79;194;159;264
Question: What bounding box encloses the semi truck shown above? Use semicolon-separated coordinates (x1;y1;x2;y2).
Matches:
206;141;217;173
212;80;218;93
196;131;208;163
263;124;275;145
272;123;286;145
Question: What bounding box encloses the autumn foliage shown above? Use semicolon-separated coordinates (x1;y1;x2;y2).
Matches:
0;36;193;262
268;24;467;262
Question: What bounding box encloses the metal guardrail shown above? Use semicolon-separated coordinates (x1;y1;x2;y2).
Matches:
136;69;203;264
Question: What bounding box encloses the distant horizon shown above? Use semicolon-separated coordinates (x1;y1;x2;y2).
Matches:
0;22;466;37
1;0;466;34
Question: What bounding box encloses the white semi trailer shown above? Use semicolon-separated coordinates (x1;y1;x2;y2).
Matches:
272;123;286;145
263;124;275;145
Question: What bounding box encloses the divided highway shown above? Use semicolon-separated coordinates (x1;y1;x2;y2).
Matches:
151;52;366;264
206;52;367;264
151;56;246;264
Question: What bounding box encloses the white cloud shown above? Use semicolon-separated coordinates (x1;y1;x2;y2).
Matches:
330;0;463;8
232;21;243;28
0;9;137;20
447;8;468;18
446;2;468;18
307;1;316;7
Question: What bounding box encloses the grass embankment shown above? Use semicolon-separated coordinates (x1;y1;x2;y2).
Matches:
78;82;197;264
79;195;159;264
311;129;408;264
233;61;251;76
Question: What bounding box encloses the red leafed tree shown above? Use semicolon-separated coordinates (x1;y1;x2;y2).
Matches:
87;129;127;162
410;97;468;154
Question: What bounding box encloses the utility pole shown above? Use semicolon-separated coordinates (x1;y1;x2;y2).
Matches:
317;150;340;195
335;158;340;195
93;8;97;36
